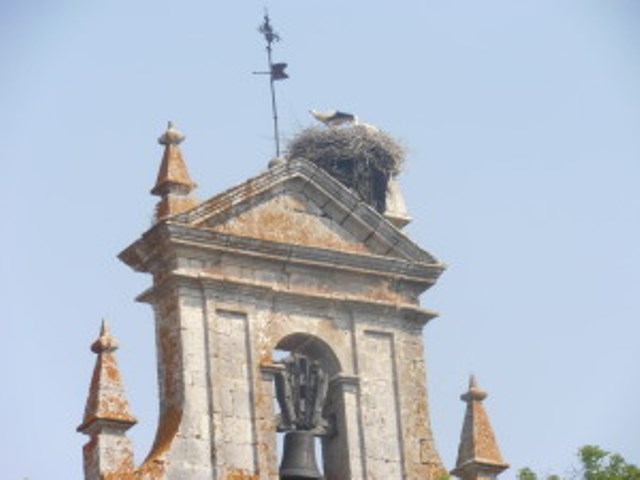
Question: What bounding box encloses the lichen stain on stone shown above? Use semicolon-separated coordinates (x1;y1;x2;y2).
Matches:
361;280;408;304
104;358;121;382
142;405;182;463
156;320;182;402
79;354;137;431
100;406;181;479
224;468;260;480
212;192;370;254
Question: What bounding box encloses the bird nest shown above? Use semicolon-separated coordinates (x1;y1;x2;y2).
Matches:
286;125;404;175
285;126;405;212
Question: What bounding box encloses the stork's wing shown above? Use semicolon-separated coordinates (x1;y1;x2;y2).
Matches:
310;109;356;126
331;111;355;121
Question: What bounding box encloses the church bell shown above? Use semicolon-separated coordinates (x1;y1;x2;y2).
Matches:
279;430;322;479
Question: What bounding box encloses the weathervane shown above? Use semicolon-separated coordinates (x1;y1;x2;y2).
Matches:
254;11;288;157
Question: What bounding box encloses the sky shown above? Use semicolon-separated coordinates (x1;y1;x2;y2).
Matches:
1;1;639;479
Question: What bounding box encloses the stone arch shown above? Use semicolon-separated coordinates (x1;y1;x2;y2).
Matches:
275;332;342;378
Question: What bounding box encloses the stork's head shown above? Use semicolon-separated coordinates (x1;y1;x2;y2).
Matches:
309;109;327;123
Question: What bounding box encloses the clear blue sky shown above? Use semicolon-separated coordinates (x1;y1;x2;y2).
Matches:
1;1;639;479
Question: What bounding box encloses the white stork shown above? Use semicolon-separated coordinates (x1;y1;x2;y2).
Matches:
310;109;359;127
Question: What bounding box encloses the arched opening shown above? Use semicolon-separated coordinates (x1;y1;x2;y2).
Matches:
275;333;341;377
272;333;344;479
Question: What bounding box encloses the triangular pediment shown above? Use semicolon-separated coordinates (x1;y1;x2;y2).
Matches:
210;189;372;254
171;159;439;264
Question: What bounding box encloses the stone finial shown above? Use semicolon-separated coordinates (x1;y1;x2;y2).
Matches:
90;319;118;354
78;320;137;479
451;375;509;480
268;156;287;169
157;121;186;146
383;175;412;228
461;374;487;402
151;121;199;220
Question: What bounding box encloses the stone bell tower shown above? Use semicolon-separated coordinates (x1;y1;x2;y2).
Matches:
84;121;449;479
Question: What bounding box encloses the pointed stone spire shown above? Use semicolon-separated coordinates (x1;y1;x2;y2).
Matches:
451;375;509;480
78;320;137;479
151;121;198;221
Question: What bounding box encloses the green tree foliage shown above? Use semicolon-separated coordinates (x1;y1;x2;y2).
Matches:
516;446;640;480
578;445;640;480
516;467;561;480
517;467;540;480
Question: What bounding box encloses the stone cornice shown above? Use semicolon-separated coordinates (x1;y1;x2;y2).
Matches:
120;221;444;288
136;269;439;327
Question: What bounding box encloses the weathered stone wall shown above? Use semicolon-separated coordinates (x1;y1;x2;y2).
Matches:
82;429;136;479
148;284;213;479
139;253;441;479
